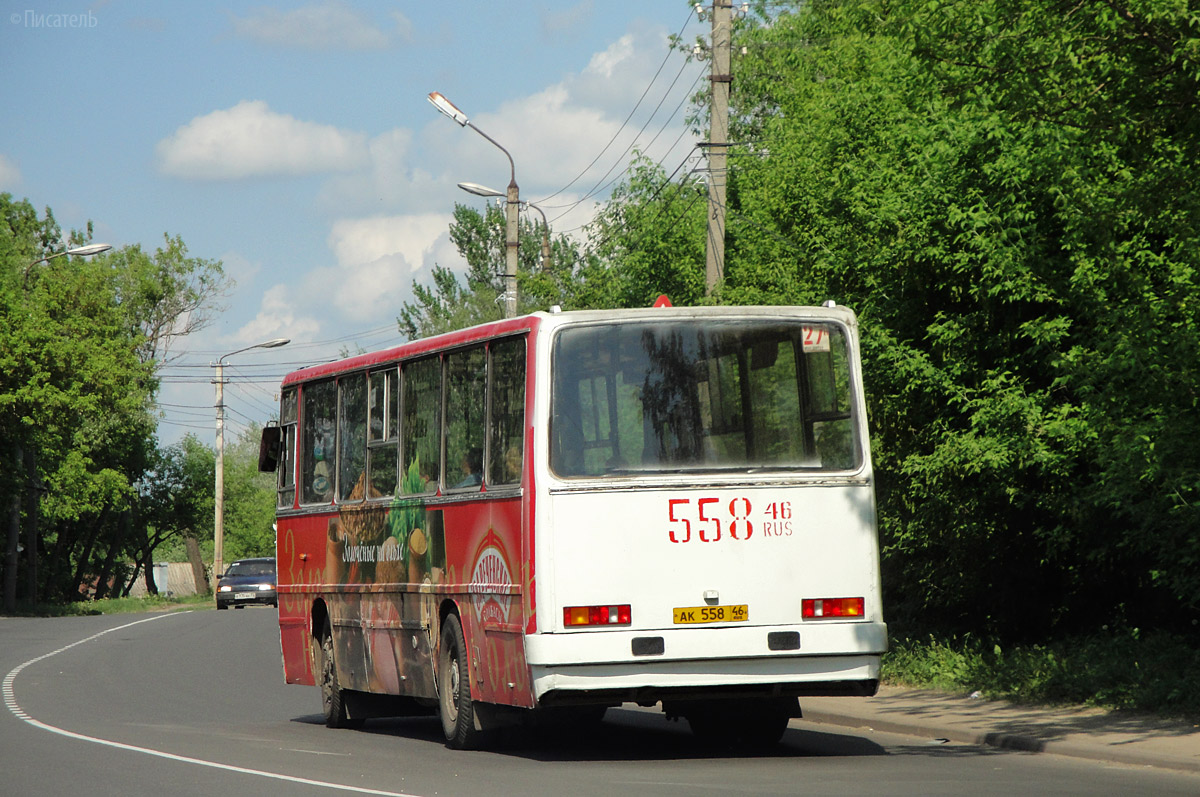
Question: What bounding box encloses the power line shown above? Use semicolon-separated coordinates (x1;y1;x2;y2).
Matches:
535;4;701;207
544;58;706;222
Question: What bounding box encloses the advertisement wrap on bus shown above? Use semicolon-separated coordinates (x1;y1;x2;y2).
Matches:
260;303;887;749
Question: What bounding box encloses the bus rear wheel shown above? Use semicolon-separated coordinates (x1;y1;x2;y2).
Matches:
316;620;363;729
438;614;480;749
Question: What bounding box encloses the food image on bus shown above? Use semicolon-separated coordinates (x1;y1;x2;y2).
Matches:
263;304;886;749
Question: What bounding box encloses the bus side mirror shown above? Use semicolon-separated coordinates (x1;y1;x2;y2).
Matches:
259;424;282;473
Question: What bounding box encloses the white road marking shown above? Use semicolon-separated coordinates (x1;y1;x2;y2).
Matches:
4;613;420;796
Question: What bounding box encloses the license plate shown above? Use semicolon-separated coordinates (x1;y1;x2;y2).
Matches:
673;604;749;624
234;591;255;600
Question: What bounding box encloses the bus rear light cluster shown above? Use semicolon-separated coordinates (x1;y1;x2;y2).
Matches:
802;597;864;619
563;604;631;627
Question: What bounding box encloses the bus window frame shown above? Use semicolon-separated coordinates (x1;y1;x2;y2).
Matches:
366;366;399;499
547;318;863;478
276;387;298;509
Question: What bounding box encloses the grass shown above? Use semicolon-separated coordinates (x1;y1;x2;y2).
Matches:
2;592;214;617
882;629;1200;722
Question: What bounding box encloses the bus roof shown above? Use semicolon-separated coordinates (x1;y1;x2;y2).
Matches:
279;303;857;387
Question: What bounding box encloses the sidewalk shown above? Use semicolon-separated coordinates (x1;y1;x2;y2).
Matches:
801;686;1200;774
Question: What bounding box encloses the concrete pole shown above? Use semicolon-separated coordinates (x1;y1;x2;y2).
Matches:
505;179;520;318
705;0;732;294
213;360;225;587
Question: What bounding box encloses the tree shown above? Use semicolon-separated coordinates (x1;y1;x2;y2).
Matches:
220;423;278;561
582;153;709;308
399;203;592;338
1;192;231;608
105;233;229;364
1;194;155;608
720;0;1200;636
133;435;215;595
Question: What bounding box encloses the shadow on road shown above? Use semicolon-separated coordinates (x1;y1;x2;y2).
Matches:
292;707;894;762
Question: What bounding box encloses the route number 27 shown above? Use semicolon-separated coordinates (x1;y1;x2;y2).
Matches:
667;497;754;543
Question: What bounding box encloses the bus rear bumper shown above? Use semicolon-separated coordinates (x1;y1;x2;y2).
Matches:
531;654;880;706
526;621;886;705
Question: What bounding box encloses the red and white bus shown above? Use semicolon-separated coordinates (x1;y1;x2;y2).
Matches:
262;304;886;748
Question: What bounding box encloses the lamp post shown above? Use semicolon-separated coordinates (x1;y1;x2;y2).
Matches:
22;242;112;288
213;337;289;587
4;241;114;613
428;91;520;317
458;182;552;273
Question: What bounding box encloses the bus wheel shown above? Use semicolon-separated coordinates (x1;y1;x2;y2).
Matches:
438;614;480;749
316;621;363;729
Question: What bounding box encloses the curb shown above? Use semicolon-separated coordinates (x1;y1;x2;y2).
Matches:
800;707;1200;775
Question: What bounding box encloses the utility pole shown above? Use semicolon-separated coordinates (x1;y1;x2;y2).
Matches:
213;359;226;588
705;0;732;295
505;178;520;318
213;338;289;587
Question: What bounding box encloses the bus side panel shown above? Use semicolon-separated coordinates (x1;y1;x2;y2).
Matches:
278;513;328;686
440;496;534;708
276;506;441;698
276;496;535;708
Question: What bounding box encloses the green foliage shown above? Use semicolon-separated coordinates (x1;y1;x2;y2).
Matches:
1;193;231;605
4;592;212;617
398;202;594;338
717;0;1200;637
103;233;229;363
220;424;279;560
883;631;1200;720
139;434;214;555
582;153;709;308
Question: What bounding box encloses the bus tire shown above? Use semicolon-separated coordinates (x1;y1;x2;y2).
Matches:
438;613;480;749
316;620;363;729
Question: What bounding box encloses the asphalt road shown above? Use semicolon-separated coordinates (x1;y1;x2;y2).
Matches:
2;608;1197;796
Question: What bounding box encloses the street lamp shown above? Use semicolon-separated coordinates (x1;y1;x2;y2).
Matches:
429;91;520;317
458;182;552;273
213;337;289;587
23;242;112;287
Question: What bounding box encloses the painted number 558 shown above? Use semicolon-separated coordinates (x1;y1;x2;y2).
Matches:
667;497;754;543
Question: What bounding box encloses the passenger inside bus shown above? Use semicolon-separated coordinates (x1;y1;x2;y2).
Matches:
453;448;482;488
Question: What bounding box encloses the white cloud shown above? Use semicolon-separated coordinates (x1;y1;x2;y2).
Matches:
320;212;452;319
234;283;323;344
0;154;22;190
230;1;411;50
222;19;697;355
317;128;443;214
419;22;698;211
156;100;368;180
586;32;636;80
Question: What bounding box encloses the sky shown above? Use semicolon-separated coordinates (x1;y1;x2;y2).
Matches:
0;0;709;445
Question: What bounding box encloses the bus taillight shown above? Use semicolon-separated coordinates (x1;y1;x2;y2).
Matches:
802;597;864;619
563;604;632;627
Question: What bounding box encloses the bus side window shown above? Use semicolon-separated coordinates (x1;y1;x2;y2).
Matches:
367;368;398;498
401;356;442;494
445;346;486;490
278;388;298;508
301;380;337;504
488;337;526;486
338;373;367;502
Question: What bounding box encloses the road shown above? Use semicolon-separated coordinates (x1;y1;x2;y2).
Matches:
2;608;1197;796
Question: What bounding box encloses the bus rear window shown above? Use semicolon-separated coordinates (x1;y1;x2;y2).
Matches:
550;320;859;477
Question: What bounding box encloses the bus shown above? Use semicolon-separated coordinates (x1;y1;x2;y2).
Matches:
260;303;886;749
